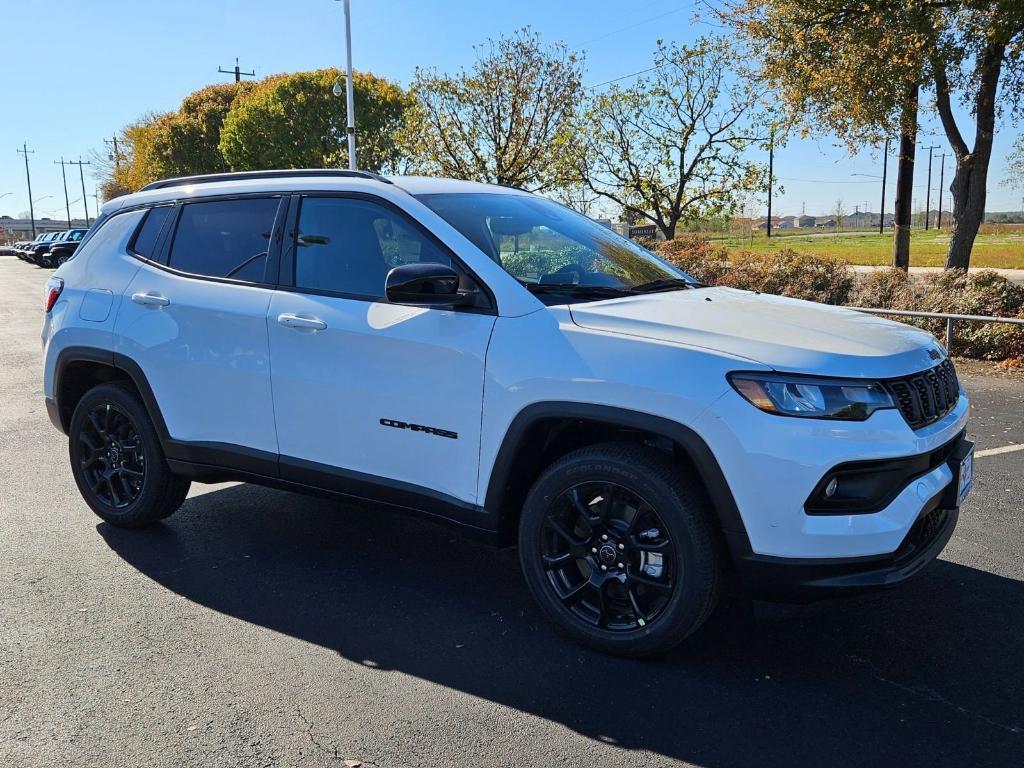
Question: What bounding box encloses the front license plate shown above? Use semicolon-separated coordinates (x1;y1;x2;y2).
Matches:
957;447;974;507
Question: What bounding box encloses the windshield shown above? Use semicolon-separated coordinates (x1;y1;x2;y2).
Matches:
416;192;695;301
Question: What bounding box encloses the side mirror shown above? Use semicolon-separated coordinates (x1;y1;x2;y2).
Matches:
385;263;472;307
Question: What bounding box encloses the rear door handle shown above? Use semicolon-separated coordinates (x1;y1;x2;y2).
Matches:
277;313;327;331
131;292;170;307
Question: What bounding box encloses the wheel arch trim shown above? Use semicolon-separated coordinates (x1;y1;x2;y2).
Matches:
52;345;171;444
484;402;753;558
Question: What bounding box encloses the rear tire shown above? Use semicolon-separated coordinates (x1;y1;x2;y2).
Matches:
68;383;190;527
518;442;721;656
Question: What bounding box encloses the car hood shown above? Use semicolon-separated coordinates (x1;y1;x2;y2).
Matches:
568;287;942;378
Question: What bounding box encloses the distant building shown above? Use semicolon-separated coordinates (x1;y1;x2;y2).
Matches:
0;216;89;240
798;214;816;228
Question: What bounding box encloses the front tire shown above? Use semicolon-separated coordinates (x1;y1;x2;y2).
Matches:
68;383;190;527
519;443;721;656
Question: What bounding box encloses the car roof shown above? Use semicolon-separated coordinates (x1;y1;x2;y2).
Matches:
101;171;531;214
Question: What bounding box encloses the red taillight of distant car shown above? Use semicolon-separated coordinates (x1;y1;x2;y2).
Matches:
44;277;64;313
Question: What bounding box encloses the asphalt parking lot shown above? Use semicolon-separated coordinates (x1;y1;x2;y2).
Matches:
1;255;1022;768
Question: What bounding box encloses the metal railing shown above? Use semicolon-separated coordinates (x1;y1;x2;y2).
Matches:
847;306;1024;349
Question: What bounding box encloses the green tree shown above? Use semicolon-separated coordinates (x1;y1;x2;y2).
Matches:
723;0;934;269
150;83;254;178
568;37;768;240
402;29;584;190
725;0;1024;270
219;69;411;173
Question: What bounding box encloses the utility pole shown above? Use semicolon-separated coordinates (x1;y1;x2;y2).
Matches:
766;127;774;238
16;142;36;239
67;158;92;225
936;153;947;230
54;157;73;227
922;145;939;230
218;57;255;83
879;137;889;234
104;136;122;171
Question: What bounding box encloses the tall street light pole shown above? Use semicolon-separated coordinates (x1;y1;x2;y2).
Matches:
55;157;72;228
17;142;36;239
343;0;357;170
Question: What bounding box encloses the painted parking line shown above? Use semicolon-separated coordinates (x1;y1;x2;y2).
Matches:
975;444;1024;459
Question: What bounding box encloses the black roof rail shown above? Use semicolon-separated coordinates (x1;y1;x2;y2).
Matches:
139;169;392;192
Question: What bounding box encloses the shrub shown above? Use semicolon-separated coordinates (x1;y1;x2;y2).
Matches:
723;249;855;305
651;236;1023;361
655;238;854;305
853;267;918;309
851;269;1024;361
655;235;730;285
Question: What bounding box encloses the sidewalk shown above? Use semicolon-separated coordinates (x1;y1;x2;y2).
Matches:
850;265;1024;284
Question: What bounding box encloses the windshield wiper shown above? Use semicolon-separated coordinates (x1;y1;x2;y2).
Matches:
523;283;635;298
629;278;697;293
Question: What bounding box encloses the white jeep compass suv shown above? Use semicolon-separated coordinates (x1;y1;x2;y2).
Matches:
41;170;973;655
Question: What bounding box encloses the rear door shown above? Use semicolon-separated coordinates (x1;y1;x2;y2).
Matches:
267;194;495;507
115;196;286;469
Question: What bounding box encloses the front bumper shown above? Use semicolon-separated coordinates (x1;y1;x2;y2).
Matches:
696;384;970;560
731;496;959;601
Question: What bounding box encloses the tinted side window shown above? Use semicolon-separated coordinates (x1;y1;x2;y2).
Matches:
69;209;146;264
168;198;279;281
131;206;173;259
295;197;452;297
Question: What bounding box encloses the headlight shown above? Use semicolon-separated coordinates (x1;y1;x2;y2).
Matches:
728;372;895;420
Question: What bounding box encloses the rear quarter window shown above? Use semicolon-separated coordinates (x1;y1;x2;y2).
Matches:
129;206;174;260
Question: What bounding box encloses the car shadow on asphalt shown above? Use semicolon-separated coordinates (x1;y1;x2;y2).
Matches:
99;483;1023;767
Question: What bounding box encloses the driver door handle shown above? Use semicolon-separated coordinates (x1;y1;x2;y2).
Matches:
277;313;327;331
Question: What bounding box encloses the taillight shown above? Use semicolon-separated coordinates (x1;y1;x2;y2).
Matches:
44;277;64;313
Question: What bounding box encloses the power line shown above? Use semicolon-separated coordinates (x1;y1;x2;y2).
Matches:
579;6;690;46
587;65;663;90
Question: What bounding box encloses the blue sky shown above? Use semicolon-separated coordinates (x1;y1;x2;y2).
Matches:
2;0;1021;223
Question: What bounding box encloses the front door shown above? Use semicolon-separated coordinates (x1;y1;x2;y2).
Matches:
267;195;495;508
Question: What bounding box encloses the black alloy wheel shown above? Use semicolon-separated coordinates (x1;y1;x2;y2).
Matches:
519;443;721;656
77;403;146;509
540;481;675;631
69;383;190;527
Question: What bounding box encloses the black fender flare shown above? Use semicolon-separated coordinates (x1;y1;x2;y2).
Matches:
52;345;171;444
483;402;752;559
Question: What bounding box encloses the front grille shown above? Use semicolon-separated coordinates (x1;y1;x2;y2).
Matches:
886;359;960;429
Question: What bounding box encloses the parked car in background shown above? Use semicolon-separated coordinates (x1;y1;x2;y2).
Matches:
45;229;88;268
19;233;55;261
28;232;68;265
